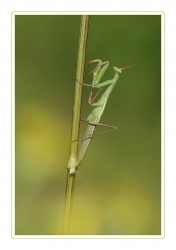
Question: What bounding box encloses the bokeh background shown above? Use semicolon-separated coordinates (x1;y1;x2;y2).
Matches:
15;15;161;235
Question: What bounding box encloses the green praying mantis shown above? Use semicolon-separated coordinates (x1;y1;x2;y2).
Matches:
68;59;136;174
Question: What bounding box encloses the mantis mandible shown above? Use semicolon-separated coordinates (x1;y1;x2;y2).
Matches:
68;60;136;174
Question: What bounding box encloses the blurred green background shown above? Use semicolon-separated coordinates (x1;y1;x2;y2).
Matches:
15;15;161;235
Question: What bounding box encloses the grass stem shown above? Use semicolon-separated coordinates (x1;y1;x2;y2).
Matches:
62;15;90;234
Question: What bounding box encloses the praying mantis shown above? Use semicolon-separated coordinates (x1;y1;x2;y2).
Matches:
68;59;136;174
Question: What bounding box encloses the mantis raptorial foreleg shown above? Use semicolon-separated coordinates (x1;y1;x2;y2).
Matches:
76;60;110;104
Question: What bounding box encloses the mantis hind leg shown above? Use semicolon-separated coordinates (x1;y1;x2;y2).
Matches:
73;119;117;142
81;127;117;141
81;118;118;137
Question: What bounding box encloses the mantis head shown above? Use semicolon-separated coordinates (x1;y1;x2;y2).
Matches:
113;63;138;74
113;66;122;74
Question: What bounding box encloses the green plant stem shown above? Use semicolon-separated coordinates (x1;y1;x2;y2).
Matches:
62;15;90;234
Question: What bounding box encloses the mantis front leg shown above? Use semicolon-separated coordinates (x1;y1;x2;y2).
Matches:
88;60;110;104
75;78;102;104
76;60;111;104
